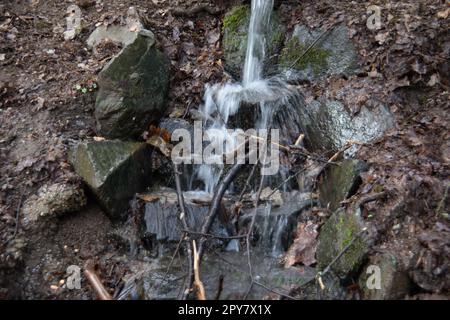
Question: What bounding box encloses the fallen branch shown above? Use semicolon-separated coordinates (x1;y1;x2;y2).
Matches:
182;229;247;240
84;263;112;300
198;160;247;260
192;240;206;300
173;163;194;299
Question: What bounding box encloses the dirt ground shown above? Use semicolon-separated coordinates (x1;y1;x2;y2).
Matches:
0;0;449;299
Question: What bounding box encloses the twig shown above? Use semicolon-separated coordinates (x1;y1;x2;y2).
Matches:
214;275;224;300
198;160;247;260
288;22;337;71
84;264;113;300
173;163;194;299
316;227;368;289
182;229;246;240
238;161;259;202
192;240;206;300
327;140;364;163
160;236;185;286
253;280;298;300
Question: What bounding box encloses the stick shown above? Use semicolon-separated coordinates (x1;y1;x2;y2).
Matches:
288;22;337;71
192;240;206;300
197;161;247;260
182;229;246;240
173;163;194;299
316;227;368;290
84;264;113;300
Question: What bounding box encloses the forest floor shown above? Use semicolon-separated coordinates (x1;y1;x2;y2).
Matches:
0;0;449;299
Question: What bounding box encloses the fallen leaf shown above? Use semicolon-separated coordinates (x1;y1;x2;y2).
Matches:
284;222;318;267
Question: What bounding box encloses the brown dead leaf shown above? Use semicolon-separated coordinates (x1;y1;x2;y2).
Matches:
284;222;318;267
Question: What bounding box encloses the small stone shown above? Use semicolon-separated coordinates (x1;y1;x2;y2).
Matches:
22;183;87;227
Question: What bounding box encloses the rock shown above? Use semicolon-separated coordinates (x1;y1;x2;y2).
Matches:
316;207;370;279
142;189;230;243
222;4;284;79
63;5;82;41
22;183;87;227
87;7;144;50
87;25;139;50
94;30;170;139
318;159;367;211
279;25;360;80
69;140;153;219
299;99;395;155
118;251;320;300
359;252;411;299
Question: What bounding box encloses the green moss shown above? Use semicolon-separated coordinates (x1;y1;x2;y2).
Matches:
280;37;330;75
222;5;250;35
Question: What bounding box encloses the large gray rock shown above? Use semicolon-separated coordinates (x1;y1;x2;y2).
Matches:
222;4;284;79
316;207;371;279
280;25;360;80
95;30;170;139
299;99;395;155
318;159;368;211
70;140;153;219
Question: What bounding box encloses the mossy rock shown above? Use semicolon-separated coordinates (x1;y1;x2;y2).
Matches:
69;140;153;220
95;30;170;139
222;4;285;79
279;25;360;81
318;159;368;212
316;207;369;279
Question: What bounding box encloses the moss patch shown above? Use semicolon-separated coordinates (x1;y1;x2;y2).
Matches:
222;5;250;35
279;37;330;75
317;208;369;279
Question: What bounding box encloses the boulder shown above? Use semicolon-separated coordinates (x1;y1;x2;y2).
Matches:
69;140;153;219
94;29;170;139
222;4;284;79
318;159;367;211
299;99;395;155
22;183;87;227
316;207;370;279
279;25;360;80
359;252;411;300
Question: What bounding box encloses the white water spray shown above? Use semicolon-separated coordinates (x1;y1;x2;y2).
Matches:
193;0;297;193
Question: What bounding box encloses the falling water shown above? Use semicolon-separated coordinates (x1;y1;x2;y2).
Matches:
192;0;303;195
243;0;275;86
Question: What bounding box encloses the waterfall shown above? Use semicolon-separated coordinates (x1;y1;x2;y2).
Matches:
190;0;303;195
243;0;275;86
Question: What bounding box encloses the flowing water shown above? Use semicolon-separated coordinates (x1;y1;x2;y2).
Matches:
192;0;302;194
